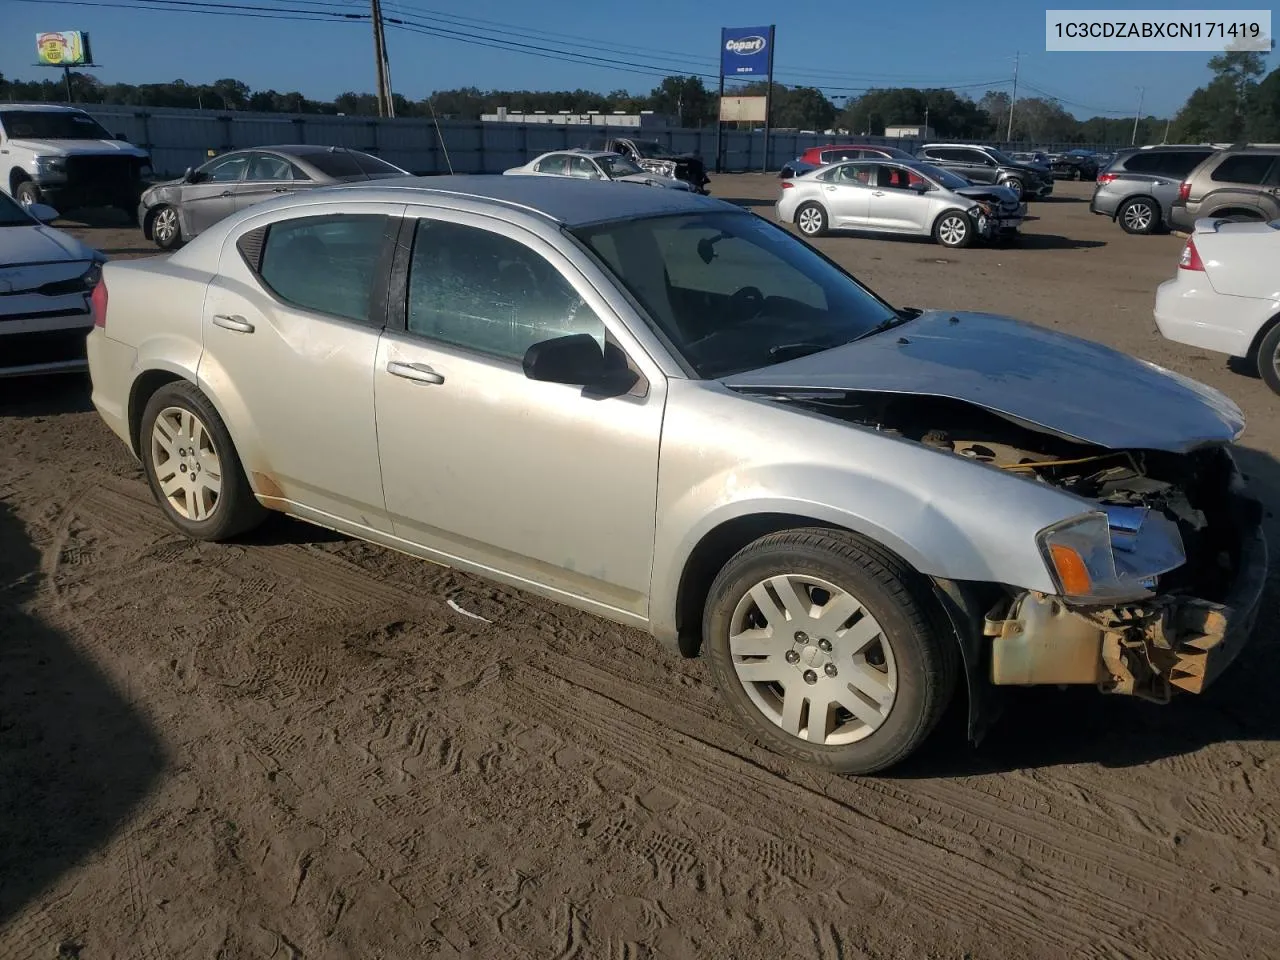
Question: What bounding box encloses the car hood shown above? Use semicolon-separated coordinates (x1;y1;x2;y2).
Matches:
0;223;97;267
8;137;149;158
720;310;1244;453
615;172;689;188
954;184;1021;205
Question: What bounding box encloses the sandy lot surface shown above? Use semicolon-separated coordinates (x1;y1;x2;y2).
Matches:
3;177;1280;959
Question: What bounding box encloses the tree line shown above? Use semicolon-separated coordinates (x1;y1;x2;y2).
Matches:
1;49;1276;145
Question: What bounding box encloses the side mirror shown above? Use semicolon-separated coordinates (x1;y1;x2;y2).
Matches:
28;202;59;223
523;333;607;386
182;167;195;183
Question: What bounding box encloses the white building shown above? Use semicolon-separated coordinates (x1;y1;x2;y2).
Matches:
884;124;935;139
480;108;677;129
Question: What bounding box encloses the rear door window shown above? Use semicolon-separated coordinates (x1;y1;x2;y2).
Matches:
1211;154;1277;185
1159;150;1213;177
257;214;393;324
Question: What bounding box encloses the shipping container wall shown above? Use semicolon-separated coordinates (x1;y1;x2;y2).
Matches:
77;104;1131;178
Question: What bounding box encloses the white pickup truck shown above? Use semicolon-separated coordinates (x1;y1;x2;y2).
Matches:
0;103;152;222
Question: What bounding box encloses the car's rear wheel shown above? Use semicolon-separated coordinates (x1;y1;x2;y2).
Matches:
795;202;828;237
140;382;266;541
149;205;183;250
1118;197;1159;234
703;529;957;774
1255;323;1280;396
933;211;973;248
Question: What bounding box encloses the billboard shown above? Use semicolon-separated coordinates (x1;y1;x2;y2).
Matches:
719;96;768;122
720;26;773;77
36;31;92;66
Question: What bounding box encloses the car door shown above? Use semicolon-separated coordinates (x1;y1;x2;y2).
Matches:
197;201;404;532
235;151;314;212
373;209;665;617
863;164;930;231
956;148;997;184
182;152;250;236
568;155;602;180
1203;153;1277;218
818;163;872;226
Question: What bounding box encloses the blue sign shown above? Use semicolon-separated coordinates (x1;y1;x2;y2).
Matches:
720;26;773;77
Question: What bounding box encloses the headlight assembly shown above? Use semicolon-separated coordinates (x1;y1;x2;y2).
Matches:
1036;512;1167;604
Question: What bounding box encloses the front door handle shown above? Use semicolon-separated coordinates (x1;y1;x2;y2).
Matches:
212;313;254;333
220;190;232;197
387;360;445;385
272;186;291;193
872;190;885;196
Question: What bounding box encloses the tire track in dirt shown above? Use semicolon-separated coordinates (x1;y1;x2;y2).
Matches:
509;652;1268;959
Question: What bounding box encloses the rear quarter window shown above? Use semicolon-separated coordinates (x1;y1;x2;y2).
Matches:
1211;154;1277;185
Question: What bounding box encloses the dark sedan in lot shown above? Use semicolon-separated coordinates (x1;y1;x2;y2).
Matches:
138;145;409;250
1047;149;1100;181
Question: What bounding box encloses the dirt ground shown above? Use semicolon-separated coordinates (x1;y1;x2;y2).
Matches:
3;176;1280;960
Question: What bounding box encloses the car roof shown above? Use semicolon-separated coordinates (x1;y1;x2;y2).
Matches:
0;103;94;113
271;174;730;227
539;149;616;160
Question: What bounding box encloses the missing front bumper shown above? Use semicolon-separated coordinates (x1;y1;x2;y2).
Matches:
984;519;1267;702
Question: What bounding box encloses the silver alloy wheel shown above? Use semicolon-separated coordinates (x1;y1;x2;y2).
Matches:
150;405;223;522
153;207;178;244
938;215;968;246
797;206;824;235
728;574;898;745
1001;178;1024;199
1123;202;1153;232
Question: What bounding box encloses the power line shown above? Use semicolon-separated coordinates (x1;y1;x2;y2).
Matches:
12;0;365;21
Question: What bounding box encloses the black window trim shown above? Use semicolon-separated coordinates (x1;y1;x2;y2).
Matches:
235;211;400;331
385;212;649;396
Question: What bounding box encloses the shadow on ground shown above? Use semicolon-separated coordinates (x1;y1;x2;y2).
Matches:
0;374;94;418
0;499;166;925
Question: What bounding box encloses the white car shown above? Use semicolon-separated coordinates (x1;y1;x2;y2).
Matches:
504;149;693;190
776;159;1024;248
0;191;107;378
1154;217;1280;393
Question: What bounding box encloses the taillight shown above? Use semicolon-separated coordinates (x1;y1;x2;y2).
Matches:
781;181;793;189
1179;238;1205;271
90;276;108;328
1096;172;1118;185
1176;181;1192;203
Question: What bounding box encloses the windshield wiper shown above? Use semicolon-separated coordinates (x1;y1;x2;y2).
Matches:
767;342;835;362
853;307;920;342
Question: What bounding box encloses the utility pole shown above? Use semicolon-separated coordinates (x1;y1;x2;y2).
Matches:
1162;117;1171;143
1006;51;1019;141
1131;86;1144;145
370;0;395;118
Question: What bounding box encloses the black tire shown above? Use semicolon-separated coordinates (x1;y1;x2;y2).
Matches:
1117;197;1160;235
1255;323;1280;396
702;528;959;775
998;177;1025;201
148;205;184;251
14;180;42;208
933;209;974;248
794;201;828;237
139;381;267;541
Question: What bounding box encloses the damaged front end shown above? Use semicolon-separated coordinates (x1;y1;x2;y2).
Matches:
750;387;1268;706
985;450;1267;702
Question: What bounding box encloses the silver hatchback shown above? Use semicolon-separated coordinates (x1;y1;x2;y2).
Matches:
86;175;1265;774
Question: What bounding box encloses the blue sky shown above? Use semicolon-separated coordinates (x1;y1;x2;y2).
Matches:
3;0;1275;118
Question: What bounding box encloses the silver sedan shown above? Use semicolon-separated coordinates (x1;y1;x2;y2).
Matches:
777;159;1025;247
85;175;1265;774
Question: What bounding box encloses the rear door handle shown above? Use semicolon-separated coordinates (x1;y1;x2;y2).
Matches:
220;190;233;197
872;191;885;196
387;360;445;385
212;313;254;333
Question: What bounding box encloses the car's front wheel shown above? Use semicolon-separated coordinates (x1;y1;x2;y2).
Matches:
148;205;183;250
703;529;958;774
933;210;973;248
14;180;42;208
794;202;828;237
998;177;1025;201
140;381;267;541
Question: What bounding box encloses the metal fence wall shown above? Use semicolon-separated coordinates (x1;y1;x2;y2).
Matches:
77;103;1130;178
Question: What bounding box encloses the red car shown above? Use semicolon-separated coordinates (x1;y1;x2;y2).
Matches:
781;144;924;184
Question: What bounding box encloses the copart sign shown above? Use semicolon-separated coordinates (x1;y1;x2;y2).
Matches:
720;26;774;77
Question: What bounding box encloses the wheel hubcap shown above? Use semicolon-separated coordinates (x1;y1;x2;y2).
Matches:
155;208;176;241
1125;204;1152;230
798;208;822;233
939;217;966;245
151;406;223;521
728;574;898;745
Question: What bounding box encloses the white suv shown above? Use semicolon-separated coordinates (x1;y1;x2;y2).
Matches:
0;104;151;221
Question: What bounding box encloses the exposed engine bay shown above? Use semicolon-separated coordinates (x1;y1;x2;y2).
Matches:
748;388;1268;704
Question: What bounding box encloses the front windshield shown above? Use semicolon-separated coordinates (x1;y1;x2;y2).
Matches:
914;162;970;191
572;211;900;378
0;109;112;140
632;140;676;158
0;191;34;227
598;154;645;177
